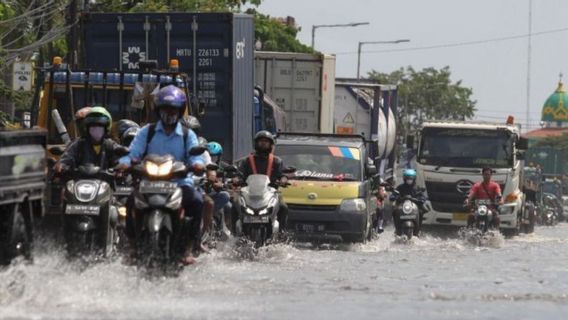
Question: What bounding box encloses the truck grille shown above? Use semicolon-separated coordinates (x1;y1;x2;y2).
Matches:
425;181;505;212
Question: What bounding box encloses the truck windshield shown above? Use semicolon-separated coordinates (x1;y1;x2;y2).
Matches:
275;145;362;181
418;128;513;168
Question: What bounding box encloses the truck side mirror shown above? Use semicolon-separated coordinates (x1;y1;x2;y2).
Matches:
517;137;529;150
406;135;415;149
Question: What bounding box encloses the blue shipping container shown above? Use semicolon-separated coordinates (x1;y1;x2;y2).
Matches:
79;12;254;161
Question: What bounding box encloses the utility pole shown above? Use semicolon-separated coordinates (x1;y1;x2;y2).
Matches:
526;0;532;132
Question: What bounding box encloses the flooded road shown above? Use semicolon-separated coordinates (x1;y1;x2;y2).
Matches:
1;225;568;320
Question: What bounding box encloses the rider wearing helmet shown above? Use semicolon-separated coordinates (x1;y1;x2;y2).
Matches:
235;130;288;232
56;106;123;172
390;168;426;235
116;119;140;147
117;85;205;265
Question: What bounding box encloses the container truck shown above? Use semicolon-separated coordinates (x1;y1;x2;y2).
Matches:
410;117;530;236
254;51;336;133
334;79;398;182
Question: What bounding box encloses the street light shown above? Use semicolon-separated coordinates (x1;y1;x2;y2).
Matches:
357;39;410;80
311;22;370;49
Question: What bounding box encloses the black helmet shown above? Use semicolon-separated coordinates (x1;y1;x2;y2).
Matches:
121;127;139;147
254;130;275;153
254;130;275;145
182;115;201;134
117;119;140;138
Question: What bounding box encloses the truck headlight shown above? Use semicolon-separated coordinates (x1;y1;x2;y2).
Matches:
340;198;367;212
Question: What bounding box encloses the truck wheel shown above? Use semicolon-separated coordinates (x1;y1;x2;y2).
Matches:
3;204;31;264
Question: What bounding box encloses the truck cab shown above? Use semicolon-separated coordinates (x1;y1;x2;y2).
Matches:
275;133;378;243
412;119;529;235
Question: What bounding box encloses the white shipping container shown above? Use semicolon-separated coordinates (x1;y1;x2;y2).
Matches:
254;51;336;133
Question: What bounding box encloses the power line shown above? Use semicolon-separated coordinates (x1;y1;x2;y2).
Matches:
333;25;568;55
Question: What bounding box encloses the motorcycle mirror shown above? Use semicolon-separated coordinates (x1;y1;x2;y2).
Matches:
282;166;296;174
189;145;208;156
49;146;65;156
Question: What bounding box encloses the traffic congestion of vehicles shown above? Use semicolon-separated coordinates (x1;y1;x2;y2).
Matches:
2;6;568;320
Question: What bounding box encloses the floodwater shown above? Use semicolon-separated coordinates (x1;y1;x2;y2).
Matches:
1;225;568;320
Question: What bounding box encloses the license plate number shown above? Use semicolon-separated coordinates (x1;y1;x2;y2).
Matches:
453;213;469;221
243;215;269;224
140;181;177;194
400;215;417;220
65;204;100;215
296;224;325;233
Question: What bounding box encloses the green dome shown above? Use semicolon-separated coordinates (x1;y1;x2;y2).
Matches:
542;81;568;122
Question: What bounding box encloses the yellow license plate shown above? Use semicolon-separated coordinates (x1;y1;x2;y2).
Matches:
453;213;469;221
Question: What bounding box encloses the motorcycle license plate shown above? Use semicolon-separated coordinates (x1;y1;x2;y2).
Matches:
243;215;269;224
140;181;177;194
65;204;100;215
400;215;417;220
114;186;133;195
453;213;469;221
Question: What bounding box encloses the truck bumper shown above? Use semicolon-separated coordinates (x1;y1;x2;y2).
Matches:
288;206;367;242
423;207;520;229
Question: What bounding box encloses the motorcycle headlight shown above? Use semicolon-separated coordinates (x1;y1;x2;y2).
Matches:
74;181;98;202
245;207;254;215
402;201;414;214
477;205;488;216
259;207;272;215
145;160;173;177
340;198;366;213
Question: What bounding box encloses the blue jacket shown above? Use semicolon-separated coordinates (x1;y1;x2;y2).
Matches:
119;121;204;187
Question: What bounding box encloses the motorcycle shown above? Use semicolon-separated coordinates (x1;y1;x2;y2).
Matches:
228;167;294;248
470;199;496;233
539;193;560;226
131;146;206;265
198;162;233;245
61;164;120;257
390;188;426;239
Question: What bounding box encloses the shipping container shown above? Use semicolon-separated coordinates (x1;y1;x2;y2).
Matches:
254;51;336;133
78;12;254;161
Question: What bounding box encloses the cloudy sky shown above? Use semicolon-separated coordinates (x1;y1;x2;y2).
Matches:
257;0;568;132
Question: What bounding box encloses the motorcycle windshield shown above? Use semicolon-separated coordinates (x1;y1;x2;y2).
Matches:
246;175;270;197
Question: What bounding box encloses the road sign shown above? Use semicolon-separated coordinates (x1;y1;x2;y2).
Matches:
12;62;33;91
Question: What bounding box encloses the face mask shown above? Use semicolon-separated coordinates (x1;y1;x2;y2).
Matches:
160;110;179;126
405;178;414;185
88;126;105;143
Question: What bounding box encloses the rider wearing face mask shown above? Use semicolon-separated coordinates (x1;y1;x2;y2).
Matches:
390;169;426;235
55;107;122;173
116;85;206;265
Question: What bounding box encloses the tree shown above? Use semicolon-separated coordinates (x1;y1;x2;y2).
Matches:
368;66;477;133
247;10;313;53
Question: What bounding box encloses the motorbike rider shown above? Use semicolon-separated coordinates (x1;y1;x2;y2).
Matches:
116;85;205;265
390;169;426;235
233;130;289;232
55;106;123;173
464;167;503;228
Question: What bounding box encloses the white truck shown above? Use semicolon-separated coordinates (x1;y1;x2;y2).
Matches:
254;51;336;133
411;119;530;236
